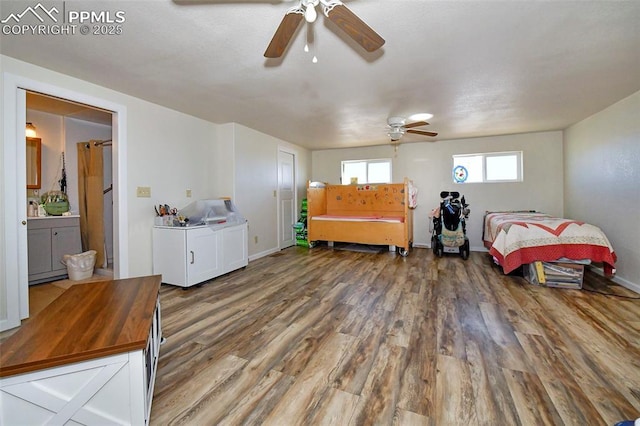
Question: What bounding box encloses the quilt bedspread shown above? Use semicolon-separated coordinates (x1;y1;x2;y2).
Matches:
483;212;617;275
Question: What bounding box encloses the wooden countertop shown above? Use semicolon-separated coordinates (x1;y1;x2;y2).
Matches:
0;275;161;378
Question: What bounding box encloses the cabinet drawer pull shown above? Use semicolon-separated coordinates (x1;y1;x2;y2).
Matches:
190;251;195;264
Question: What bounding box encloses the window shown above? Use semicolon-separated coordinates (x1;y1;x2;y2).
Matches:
452;151;522;183
341;159;391;184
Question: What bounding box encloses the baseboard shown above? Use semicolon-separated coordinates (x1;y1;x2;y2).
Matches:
590;265;640;294
248;247;280;262
413;242;488;253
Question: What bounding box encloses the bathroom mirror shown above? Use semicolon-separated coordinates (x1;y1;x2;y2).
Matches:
26;137;42;189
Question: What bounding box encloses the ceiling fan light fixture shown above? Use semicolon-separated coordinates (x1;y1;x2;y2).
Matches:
304;5;317;22
408;113;434;121
389;129;404;141
303;0;320;23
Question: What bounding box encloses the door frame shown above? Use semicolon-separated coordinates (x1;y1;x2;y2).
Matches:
277;147;297;250
1;72;128;330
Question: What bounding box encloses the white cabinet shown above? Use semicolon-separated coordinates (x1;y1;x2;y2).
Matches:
152;222;248;288
222;224;249;272
27;216;82;284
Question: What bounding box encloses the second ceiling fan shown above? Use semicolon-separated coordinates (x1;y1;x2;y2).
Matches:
387;116;438;142
264;0;385;58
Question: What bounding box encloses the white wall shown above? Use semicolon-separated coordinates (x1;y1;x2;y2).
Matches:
312;131;564;250
564;90;640;291
219;123;311;259
213;123;236;200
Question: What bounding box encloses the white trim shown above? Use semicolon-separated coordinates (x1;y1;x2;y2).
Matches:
248;247;280;262
416;242;487;253
1;72;128;328
589;265;640;295
1;77;22;330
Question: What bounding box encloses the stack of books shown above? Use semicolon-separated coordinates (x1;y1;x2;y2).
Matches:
525;261;585;289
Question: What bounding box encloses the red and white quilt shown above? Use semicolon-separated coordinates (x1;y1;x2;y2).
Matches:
483;212;616;275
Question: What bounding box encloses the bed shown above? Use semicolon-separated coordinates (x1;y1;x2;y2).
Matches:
307;178;415;256
483;211;617;276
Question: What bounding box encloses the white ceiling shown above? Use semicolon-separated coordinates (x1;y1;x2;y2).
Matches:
2;0;639;150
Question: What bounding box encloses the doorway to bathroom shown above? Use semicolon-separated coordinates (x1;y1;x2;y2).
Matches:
26;91;115;278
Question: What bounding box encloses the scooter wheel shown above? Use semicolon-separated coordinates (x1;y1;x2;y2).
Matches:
461;248;469;260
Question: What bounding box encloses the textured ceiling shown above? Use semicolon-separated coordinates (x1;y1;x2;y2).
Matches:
2;0;639;150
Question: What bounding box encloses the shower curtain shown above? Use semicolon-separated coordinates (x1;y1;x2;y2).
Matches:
77;140;106;268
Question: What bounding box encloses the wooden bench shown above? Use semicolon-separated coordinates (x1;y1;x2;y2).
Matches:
307;178;414;256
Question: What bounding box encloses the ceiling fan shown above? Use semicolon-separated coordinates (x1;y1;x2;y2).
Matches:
264;0;385;58
387;116;438;142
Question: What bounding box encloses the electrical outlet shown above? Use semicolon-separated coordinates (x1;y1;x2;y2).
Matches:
136;186;151;198
254;236;258;244
186;189;192;198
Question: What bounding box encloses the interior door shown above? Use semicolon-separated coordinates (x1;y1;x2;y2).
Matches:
278;150;296;249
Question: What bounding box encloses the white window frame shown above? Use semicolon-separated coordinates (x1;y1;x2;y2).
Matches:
453;151;523;183
341;158;392;184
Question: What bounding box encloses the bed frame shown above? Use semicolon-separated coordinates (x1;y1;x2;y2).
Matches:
307;178;414;255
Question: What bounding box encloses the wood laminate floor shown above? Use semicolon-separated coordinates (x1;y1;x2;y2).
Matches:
150;247;640;425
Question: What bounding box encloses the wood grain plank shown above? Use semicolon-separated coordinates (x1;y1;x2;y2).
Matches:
306;387;360;425
515;331;606;425
263;332;355;424
150;354;247;425
396;304;437;417
350;342;408;425
434;354;477;424
503;368;564;425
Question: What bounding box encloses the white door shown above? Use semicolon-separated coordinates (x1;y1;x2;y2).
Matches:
278;150;296;249
0;88;28;331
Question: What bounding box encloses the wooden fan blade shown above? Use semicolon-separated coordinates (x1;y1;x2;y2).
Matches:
407;129;438;137
403;121;429;129
325;4;385;52
264;11;304;58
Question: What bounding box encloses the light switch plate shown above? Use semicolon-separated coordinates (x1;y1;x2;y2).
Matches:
136;186;151;197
